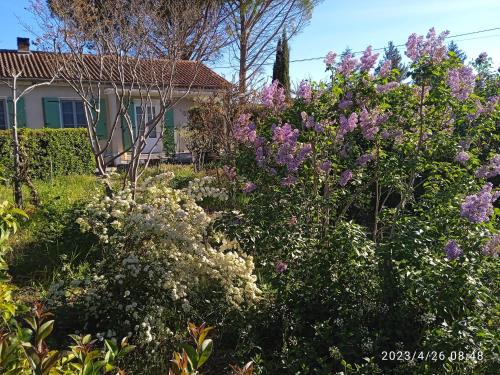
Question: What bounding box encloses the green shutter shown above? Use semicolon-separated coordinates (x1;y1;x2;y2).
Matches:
121;102;135;150
17;98;26;128
163;108;175;155
6;97;27;128
95;99;108;139
42;97;61;128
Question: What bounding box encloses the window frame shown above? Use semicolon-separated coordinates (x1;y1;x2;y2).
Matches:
133;101;159;139
59;99;86;128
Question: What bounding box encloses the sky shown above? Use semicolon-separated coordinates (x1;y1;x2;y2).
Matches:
1;0;499;86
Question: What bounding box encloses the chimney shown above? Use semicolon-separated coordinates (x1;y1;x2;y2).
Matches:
17;37;30;53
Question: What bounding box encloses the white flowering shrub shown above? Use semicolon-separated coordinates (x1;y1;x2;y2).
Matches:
50;172;258;371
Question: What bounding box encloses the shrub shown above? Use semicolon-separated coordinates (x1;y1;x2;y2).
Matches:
0;128;95;180
217;28;499;374
47;173;259;373
1;201;131;375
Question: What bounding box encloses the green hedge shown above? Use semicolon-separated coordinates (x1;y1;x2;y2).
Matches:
0;128;95;180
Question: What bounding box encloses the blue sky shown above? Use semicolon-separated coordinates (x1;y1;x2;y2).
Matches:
1;0;499;86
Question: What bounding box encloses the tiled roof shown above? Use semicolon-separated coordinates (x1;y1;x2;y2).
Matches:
0;50;230;89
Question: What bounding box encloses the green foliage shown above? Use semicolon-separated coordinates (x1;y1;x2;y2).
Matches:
46;173;257;374
0;302;134;375
219;35;500;374
0;129;95;181
272;29;291;97
169;323;214;375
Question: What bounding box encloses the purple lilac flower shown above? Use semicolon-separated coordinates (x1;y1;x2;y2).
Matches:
339;170;353;186
459;138;472;151
380;130;391;139
273;123;299;145
318;160;332;173
273;124;312;173
242;182;257;194
360;46;379;72
447;66;475;101
261;80;286;110
297;80;312;102
379;60;392;77
338;92;354;109
376;81;399;94
233;114;257;145
486;96;499;111
324;51;337;66
356;153;374;167
281;175;298;187
444;240;463;260
359;107;380;140
314;122;324;133
300;111;315;129
455;151;470;165
255;146;265;166
275;261;288;273
338;53;358;76
475;52;488;65
337;113;358;141
482;235;499;257
223;165;237;180
460;183;499;223
475;154;500;179
405;27;449;63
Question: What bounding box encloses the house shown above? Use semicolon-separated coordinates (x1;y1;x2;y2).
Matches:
0;38;230;165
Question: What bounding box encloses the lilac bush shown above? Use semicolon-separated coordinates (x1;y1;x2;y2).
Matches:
223;27;499;374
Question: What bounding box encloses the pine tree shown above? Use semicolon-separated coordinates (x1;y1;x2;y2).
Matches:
375;41;408;81
448;41;467;62
272;29;291;97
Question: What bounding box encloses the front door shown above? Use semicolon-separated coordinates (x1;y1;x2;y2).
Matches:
134;101;162;154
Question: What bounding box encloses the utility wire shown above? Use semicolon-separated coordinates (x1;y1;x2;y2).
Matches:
211;26;500;69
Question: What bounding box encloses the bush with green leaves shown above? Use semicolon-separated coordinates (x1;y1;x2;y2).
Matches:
47;173;259;373
217;28;499;374
0;128;95;181
1;201;132;375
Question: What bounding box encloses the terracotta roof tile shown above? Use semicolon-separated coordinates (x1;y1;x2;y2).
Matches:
0;50;230;89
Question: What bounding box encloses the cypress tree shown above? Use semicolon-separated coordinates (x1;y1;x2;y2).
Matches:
272;29;291;97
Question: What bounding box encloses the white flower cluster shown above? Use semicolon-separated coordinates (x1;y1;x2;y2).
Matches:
70;173;259;349
185;176;228;201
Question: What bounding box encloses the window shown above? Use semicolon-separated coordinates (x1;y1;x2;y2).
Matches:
0;99;7;130
135;105;157;138
60;100;86;128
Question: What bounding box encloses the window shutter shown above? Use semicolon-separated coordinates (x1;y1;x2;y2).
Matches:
163;108;175;155
17;97;27;128
6;97;27;128
121;102;135;151
95;99;108;139
42;97;61;128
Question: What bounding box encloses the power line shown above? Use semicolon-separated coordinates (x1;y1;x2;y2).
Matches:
211;26;500;69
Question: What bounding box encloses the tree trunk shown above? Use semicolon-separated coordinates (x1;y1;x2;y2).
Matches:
238;3;247;101
11;79;23;208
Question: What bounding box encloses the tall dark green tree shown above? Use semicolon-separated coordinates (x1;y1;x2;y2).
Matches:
375;41;408;81
272;29;290;97
448;40;467;62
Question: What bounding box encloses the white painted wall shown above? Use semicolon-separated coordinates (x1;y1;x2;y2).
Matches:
0;83;83;129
